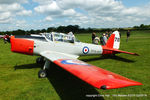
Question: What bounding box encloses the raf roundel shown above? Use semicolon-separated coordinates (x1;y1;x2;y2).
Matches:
61;60;90;66
82;46;89;54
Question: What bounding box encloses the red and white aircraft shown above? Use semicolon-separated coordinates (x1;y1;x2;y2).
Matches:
10;31;142;90
0;35;4;38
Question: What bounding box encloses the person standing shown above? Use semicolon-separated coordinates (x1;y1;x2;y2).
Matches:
100;34;103;45
126;30;130;42
68;31;73;36
105;31;109;35
108;31;112;38
93;36;100;45
68;31;75;43
92;32;96;43
103;33;107;45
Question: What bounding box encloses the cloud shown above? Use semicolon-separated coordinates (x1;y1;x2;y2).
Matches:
17;10;32;16
33;0;53;4
1;0;150;31
34;0;150;28
34;1;81;19
0;0;28;4
15;20;27;27
0;12;13;24
63;9;76;16
45;16;53;21
0;3;24;12
0;12;11;20
34;1;61;15
0;2;32;24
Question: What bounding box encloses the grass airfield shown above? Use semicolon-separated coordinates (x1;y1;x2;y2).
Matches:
0;30;150;100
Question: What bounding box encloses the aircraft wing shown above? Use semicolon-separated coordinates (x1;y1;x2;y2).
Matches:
40;51;79;61
40;51;142;89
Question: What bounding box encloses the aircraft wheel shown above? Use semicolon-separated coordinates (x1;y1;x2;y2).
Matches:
36;57;44;64
111;54;116;56
38;70;47;78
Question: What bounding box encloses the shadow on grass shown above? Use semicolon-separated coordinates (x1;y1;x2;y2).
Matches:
14;63;104;100
81;55;135;63
47;63;104;100
14;63;42;70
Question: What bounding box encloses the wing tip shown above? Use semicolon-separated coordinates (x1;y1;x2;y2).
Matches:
134;53;140;56
103;82;142;90
98;80;142;90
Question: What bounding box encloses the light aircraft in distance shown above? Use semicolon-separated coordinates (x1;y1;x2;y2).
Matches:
10;31;142;90
0;35;4;38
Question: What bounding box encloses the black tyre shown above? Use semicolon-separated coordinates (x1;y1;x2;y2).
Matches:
38;70;47;78
36;57;44;64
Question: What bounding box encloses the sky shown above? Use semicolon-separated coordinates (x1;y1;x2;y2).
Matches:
0;0;150;31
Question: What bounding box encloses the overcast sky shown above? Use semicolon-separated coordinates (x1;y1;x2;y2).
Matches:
0;0;150;31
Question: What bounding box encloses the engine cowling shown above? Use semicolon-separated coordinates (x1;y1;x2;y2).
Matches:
10;36;34;55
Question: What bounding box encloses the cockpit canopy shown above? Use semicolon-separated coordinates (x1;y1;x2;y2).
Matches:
43;32;77;43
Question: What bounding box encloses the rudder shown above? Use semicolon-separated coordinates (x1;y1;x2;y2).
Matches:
106;31;120;49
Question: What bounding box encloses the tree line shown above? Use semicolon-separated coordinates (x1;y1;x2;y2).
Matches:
133;24;150;30
0;24;150;35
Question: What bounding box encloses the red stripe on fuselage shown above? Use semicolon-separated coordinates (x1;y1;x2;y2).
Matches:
102;46;115;55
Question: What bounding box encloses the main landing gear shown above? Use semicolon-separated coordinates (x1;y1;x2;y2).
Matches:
38;70;47;78
36;57;50;78
36;56;45;64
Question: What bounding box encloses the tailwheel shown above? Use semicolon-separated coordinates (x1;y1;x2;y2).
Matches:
38;69;47;78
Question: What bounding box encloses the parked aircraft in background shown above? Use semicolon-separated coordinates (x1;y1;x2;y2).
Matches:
0;35;4;38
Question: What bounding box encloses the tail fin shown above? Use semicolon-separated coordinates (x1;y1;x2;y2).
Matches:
106;31;120;49
103;31;139;56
